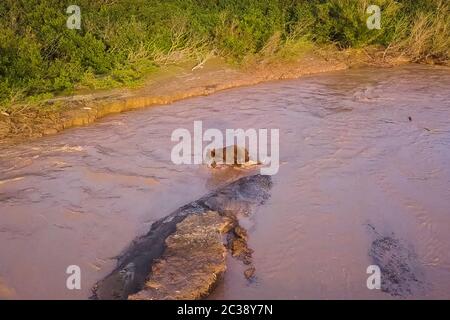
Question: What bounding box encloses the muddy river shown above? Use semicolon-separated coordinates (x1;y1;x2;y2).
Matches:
0;65;449;299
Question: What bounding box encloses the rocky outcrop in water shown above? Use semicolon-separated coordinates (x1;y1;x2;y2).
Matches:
130;211;232;300
92;174;272;300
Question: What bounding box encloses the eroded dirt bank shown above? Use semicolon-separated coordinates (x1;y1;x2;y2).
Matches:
93;174;272;300
0;49;410;147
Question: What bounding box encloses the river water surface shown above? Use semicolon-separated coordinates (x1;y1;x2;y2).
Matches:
1;65;449;299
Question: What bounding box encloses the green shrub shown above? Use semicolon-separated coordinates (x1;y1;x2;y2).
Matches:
0;0;448;105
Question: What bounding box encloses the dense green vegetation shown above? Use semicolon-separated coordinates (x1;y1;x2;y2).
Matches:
0;0;448;106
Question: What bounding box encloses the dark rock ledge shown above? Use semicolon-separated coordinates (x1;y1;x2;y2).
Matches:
92;174;272;300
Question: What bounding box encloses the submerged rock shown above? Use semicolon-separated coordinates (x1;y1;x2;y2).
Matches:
228;228;253;265
92;174;272;300
202;174;272;217
367;224;426;297
244;267;256;280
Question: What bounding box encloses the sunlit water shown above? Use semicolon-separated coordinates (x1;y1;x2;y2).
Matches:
1;65;449;299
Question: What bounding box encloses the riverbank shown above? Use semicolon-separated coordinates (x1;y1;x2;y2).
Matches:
2;0;448;147
0;47;412;147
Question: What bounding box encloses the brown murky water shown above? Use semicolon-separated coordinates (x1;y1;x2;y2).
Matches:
1;65;450;299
